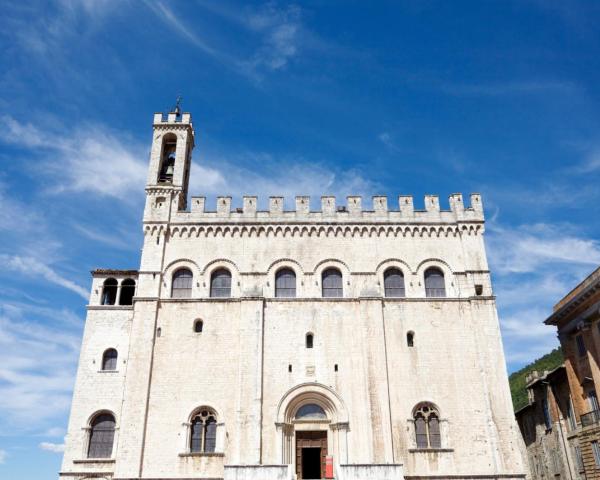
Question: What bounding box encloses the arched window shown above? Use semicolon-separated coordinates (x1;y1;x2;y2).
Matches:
424;267;446;298
172;268;193;298
414;403;441;449
158;134;177;183
119;279;136;305
384;268;405;297
295;403;327;420
275;268;296;298
190;409;217;453
194;319;203;333
322;268;343;298
101;278;118;305
407;331;414;347
88;413;115;458
306;333;314;349
210;269;231;298
102;348;118;371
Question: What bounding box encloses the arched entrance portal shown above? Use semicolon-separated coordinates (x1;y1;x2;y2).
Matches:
276;383;349;479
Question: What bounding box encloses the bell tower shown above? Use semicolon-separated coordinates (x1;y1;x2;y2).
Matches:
143;104;195;221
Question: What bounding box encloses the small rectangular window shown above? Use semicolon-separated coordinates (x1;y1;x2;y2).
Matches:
588;390;599;412
593;441;600;467
475;284;483;296
567;397;577;430
575;446;584;471
542;398;552;430
576;335;586;357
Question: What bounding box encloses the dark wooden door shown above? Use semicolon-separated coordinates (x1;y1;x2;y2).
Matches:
296;431;327;479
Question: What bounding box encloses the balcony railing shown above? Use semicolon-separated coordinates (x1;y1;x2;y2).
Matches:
581;409;600;427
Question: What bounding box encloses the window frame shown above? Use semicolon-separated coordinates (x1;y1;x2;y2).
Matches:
101;348;118;371
171;268;193;299
210;268;232;298
383;267;406;298
424;267;446;298
275;268;297;298
413;403;442;449
321;268;343;298
189;408;218;454
87;412;116;459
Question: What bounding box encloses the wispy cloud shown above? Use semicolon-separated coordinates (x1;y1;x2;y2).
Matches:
243;3;302;71
39;441;65;453
0;302;81;434
488;221;599;368
144;1;220;57
0;254;88;299
145;1;305;80
190;151;380;208
487;223;600;274
378;132;402;153
0;115;147;201
0;449;6;464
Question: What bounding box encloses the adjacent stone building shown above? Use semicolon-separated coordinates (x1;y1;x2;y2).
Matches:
515;366;578;480
60;110;527;480
543;267;600;479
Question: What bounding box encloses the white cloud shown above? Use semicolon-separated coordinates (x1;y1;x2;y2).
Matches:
0;303;81;435
0;449;6;464
39;441;65;453
0;115;147;201
487;223;600;274
0;254;88;299
245;4;302;71
145;1;219;57
190;152;379;209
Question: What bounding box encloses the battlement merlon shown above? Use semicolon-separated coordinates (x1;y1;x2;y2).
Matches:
153;111;193;126
146;193;484;224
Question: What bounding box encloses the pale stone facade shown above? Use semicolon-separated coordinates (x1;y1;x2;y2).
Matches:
60;111;527;480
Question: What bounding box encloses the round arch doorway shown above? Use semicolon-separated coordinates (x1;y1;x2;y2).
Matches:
276;383;349;479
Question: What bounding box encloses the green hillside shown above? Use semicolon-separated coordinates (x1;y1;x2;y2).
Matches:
509;347;564;412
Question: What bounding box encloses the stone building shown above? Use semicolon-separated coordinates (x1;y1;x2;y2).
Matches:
60;110;527;480
515;366;578;479
544;267;600;478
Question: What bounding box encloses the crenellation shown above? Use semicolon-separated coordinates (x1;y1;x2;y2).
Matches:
269;196;284;215
470;193;483;214
425;195;440;213
347;196;362;215
449;193;464;216
373;195;388;214
321;196;336;215
295;196;310;215
154;193;486;223
243;196;257;215
217;196;231;216
191;196;206;213
399;195;414;217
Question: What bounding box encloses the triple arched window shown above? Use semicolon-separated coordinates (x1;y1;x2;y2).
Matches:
322;268;343;298
210;269;232;298
88;413;116;458
190;409;217;453
424;267;446;297
414;403;441;449
275;268;296;298
384;268;405;297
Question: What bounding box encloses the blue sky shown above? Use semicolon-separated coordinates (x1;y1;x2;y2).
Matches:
1;0;600;478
